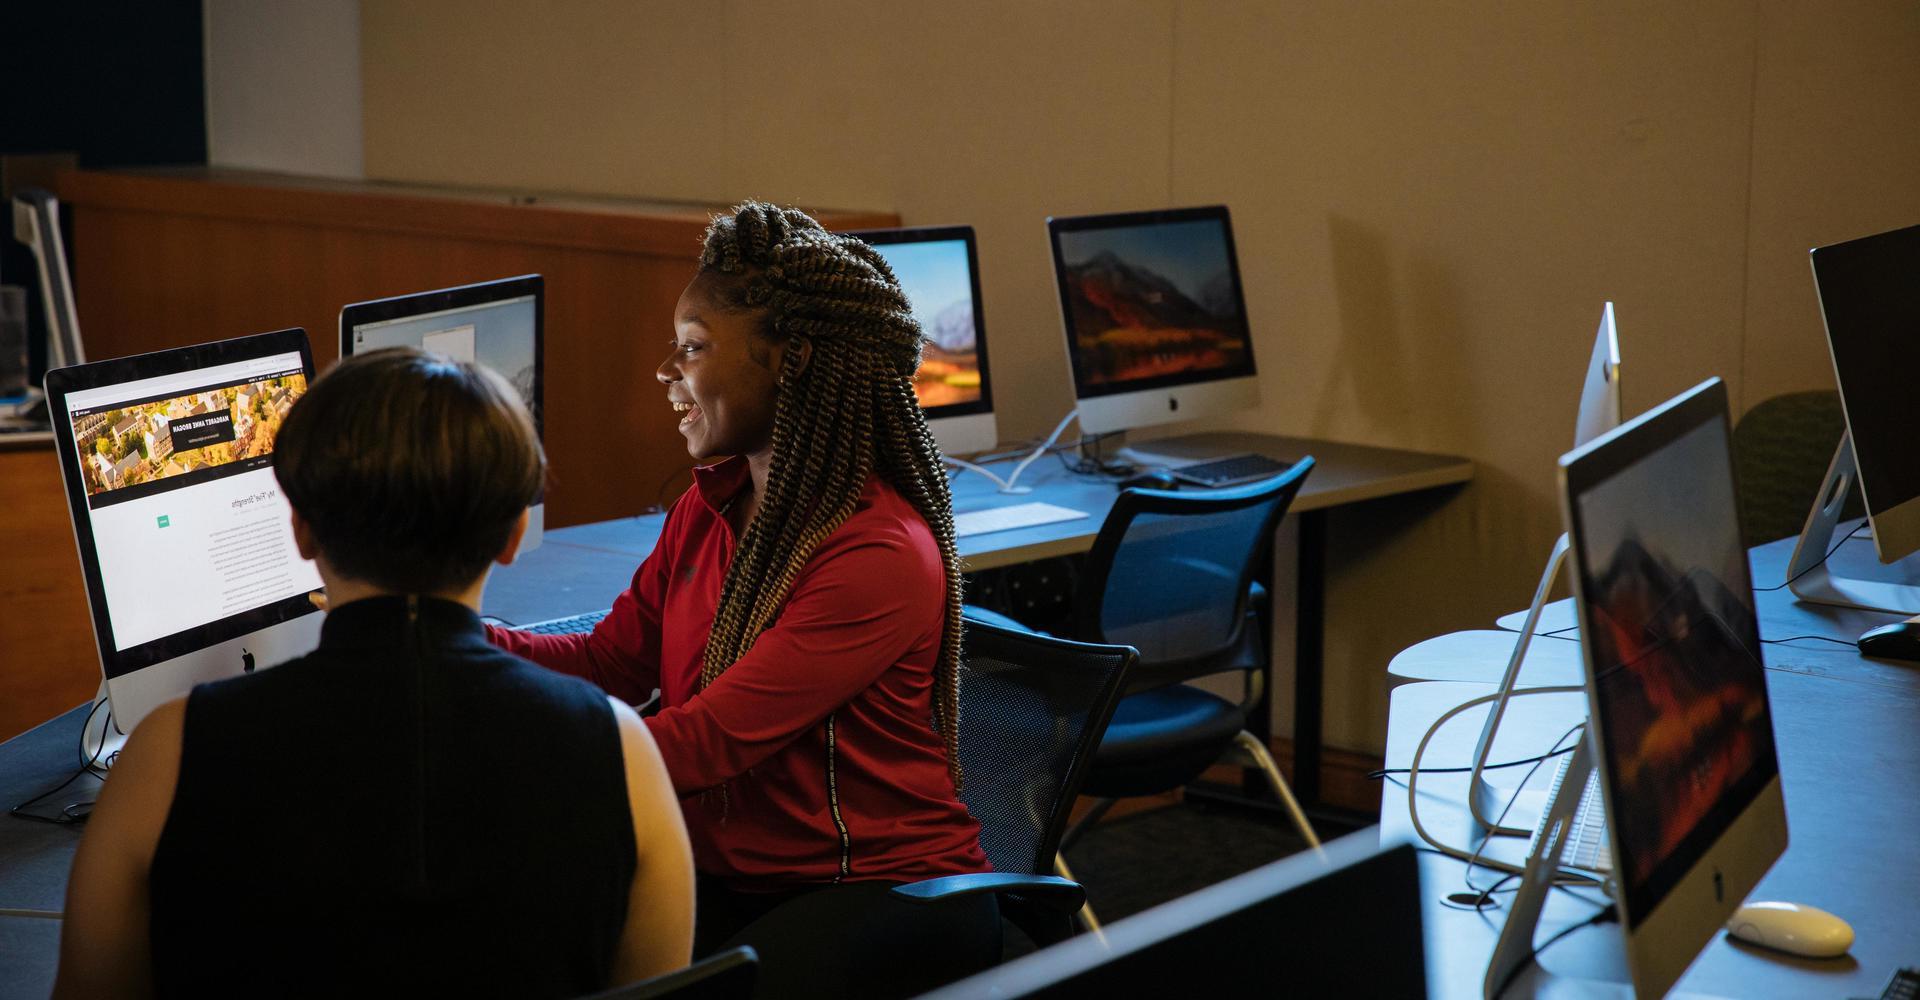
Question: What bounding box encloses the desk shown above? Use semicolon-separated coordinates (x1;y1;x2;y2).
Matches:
0;430;1466;996
1383;534;1920;998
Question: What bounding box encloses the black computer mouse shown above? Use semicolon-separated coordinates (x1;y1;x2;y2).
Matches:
1856;619;1920;661
1117;469;1180;491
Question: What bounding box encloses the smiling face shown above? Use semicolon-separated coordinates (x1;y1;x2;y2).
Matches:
657;272;784;466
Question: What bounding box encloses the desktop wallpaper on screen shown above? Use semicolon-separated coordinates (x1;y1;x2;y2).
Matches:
1057;219;1249;386
871;239;982;409
1576;419;1775;910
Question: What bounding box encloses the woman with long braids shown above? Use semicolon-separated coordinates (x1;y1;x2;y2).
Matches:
489;203;995;995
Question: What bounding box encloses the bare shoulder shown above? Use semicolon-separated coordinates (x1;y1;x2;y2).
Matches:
114;698;186;786
605;696;665;770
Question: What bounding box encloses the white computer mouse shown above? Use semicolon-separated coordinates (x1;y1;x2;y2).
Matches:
1724;901;1853;958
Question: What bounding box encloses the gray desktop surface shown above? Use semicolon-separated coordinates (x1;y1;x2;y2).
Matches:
0;431;1470;996
949;431;1472;571
1388;533;1920;999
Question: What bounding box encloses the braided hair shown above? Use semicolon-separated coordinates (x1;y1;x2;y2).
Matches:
695;202;966;788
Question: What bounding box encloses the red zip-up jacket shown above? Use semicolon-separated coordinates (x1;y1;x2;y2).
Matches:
488;457;988;890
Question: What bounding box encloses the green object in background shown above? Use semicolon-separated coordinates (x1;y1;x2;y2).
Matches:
157;515;170;528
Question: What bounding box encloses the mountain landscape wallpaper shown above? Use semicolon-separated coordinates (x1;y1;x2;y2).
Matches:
1058;219;1249;386
870;238;983;410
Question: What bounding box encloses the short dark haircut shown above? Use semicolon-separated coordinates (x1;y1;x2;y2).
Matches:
274;348;545;594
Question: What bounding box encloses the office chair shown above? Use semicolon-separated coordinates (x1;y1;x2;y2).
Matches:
1046;460;1322;926
579;947;757;1000
1732;390;1856;544
891;618;1136;951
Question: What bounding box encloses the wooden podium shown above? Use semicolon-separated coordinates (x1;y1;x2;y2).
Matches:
0;169;895;739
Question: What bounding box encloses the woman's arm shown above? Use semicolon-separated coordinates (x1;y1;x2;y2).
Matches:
487;498;693;705
486;567;665;705
51;698;187;1000
644;531;938;793
606;697;695;986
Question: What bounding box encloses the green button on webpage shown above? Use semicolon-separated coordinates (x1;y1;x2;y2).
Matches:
157;515;170;528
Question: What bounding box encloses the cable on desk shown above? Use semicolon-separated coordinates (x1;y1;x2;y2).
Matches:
1367;741;1577;779
11;699;112;824
1762;634;1861;649
1755;521;1868;592
1458;722;1587;901
1404;685;1591;880
1488;899;1616;999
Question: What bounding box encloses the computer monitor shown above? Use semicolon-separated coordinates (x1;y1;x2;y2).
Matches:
1492;377;1785;998
845;226;996;455
12;188;85;376
44;328;326;744
919;832;1424;999
1575;301;1622;448
1470;301;1624;832
1787;223;1920;613
1046;205;1259;437
341;275;544;551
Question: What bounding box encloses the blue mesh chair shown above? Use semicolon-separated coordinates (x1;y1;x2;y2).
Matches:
1049;460;1322;925
889;618;1136;951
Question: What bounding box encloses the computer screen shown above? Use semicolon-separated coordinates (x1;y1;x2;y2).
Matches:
1812;223;1920;563
1046;205;1259;435
45;329;326;732
342;275;544;548
1559;377;1786;996
846;226;996;455
919;833;1423;999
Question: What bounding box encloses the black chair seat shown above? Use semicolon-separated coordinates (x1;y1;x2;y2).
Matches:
1078;685;1245;799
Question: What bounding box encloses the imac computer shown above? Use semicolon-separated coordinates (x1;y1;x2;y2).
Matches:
845;225;997;455
4;189;85;437
1788;222;1920;614
1488;377;1787;998
12;188;84;375
1469;301;1622;834
920;832;1424;999
342;275;544;552
44;328;326;750
1046;205;1286;486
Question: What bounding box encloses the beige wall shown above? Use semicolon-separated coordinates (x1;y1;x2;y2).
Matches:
360;0;1920;754
205;0;364;177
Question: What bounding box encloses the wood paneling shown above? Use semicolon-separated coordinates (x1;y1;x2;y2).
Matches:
55;167;897;528
1;169;893;738
0;443;98;741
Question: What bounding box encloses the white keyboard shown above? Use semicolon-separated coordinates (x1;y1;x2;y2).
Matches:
1529;753;1613;874
952;502;1090;538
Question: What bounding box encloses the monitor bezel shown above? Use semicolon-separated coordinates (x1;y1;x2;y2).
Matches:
1557;376;1786;993
339;274;546;438
43;328;322;681
1045;204;1259;402
1811;224;1920;564
842;225;995;424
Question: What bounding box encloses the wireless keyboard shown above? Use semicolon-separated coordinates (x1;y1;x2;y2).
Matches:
1528;752;1613;874
519;608;612;635
1171;452;1294;488
953;502;1089;538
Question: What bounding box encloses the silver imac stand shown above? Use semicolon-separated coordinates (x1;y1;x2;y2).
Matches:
79;680;129;768
1786;431;1920;614
1468;533;1572;836
1483;730;1598;999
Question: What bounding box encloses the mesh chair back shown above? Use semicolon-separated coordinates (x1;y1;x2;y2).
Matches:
1733;390;1857;544
955;618;1135;876
1074;459;1313;691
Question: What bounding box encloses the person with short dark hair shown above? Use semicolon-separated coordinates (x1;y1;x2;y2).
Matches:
54;349;693;999
490;204;996;996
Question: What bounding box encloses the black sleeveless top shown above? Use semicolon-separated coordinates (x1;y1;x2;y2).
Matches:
149;596;637;998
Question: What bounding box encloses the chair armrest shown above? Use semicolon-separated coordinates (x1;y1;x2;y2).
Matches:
890;873;1086;913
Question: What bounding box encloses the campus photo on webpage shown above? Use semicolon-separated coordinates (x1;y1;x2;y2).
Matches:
66;353;322;654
